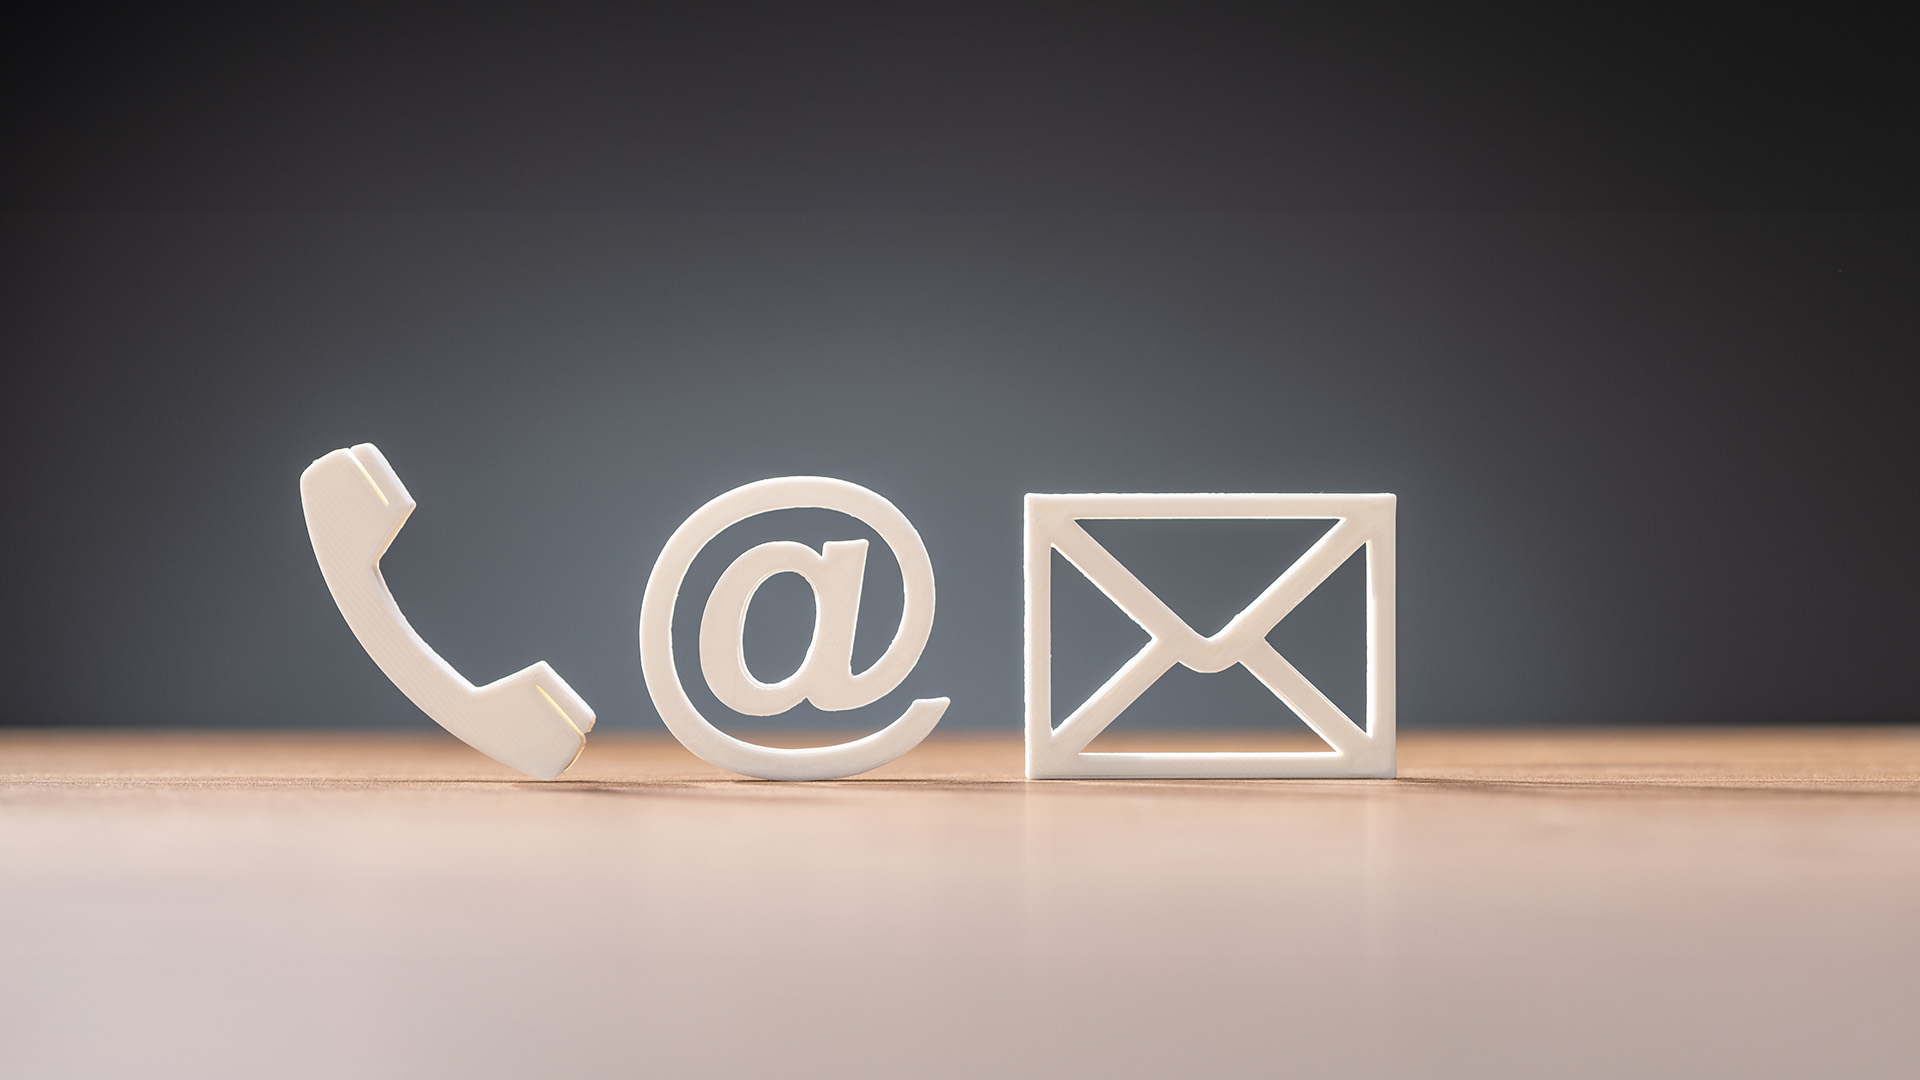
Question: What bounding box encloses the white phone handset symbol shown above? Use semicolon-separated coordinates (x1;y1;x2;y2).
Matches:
300;443;595;780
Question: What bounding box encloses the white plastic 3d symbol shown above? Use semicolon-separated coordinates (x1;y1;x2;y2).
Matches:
640;477;950;780
1025;493;1395;779
301;444;596;780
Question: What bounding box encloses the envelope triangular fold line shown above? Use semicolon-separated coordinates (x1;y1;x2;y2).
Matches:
1222;505;1385;649
1048;639;1181;759
1240;641;1369;752
1049;522;1208;651
1025;492;1395;780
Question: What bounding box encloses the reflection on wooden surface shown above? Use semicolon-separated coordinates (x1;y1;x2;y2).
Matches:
3;728;1917;1077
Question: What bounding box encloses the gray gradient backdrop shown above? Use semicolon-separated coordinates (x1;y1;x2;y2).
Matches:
3;8;1915;737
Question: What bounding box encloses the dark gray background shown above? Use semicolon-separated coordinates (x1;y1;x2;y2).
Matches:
3;7;1914;736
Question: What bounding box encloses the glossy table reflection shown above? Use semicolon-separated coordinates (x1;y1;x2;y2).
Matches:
3;728;1917;1077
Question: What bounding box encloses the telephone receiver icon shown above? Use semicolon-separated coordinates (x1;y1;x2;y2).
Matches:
300;444;595;780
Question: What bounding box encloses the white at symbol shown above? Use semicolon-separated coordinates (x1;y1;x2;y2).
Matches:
639;476;950;780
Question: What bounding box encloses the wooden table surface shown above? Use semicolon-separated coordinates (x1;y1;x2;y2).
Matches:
4;727;1917;1078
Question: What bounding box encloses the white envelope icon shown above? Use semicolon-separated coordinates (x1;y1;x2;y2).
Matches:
1024;493;1395;779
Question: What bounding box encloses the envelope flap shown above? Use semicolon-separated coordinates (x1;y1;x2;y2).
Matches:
1077;517;1339;638
1033;493;1392;651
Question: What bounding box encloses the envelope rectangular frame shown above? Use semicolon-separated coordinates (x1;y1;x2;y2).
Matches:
1025;493;1395;779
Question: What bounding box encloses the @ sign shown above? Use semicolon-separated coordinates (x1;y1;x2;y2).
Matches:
639;476;951;780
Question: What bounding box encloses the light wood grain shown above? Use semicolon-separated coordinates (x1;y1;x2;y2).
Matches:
3;728;1917;1078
